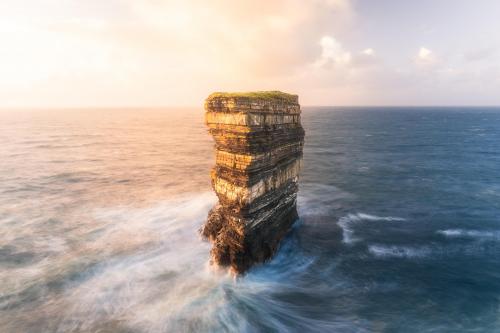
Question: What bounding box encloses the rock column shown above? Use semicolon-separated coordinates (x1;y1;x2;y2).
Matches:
201;91;305;274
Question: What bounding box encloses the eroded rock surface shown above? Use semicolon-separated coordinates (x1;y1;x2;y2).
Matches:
201;91;305;274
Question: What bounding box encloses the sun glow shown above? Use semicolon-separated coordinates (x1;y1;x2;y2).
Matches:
1;0;499;107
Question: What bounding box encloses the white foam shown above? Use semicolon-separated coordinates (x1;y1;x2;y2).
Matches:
356;213;406;222
437;229;500;240
53;192;354;332
52;192;232;332
337;213;406;244
298;183;354;216
368;245;431;259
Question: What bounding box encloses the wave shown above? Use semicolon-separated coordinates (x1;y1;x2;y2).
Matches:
368;245;431;259
298;183;354;216
370;237;500;260
338;213;406;244
1;192;222;332
21;192;366;333
437;229;500;240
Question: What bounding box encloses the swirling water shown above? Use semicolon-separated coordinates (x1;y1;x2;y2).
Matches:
1;107;500;332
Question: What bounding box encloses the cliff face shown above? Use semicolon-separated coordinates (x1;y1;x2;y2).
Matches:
201;91;305;274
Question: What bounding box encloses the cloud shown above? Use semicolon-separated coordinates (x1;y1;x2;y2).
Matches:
311;37;379;71
415;47;437;65
0;0;356;106
418;47;432;59
2;0;500;107
313;36;352;68
351;48;378;67
362;48;374;56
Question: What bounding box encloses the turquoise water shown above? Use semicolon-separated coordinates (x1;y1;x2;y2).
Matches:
1;107;499;332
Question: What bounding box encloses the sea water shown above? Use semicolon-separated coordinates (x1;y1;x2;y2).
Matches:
1;107;499;332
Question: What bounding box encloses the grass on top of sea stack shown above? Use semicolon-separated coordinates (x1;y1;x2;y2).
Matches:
207;91;298;103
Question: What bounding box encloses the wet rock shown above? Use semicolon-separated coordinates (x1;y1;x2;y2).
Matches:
201;91;305;274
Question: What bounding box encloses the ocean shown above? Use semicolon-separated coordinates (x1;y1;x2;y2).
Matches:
1;107;500;332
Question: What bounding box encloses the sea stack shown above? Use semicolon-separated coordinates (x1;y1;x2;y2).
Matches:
201;91;305;274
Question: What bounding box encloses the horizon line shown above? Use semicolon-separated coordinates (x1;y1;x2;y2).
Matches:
2;105;500;110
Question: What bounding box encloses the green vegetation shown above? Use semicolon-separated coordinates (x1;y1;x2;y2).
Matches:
207;91;298;103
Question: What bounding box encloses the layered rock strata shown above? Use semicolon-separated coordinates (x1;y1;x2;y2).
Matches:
201;91;304;274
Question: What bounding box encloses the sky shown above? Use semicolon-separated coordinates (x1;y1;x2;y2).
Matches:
1;0;500;107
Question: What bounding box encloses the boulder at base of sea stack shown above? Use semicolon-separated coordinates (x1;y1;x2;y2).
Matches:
201;91;305;274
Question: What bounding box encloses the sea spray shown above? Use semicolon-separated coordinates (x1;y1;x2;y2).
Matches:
337;213;406;244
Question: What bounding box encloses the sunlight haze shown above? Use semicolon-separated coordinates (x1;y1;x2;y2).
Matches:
1;0;499;107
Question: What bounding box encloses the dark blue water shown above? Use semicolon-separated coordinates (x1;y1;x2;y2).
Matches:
1;107;499;332
295;107;500;332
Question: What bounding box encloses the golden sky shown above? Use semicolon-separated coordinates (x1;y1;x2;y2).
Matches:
1;0;499;107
